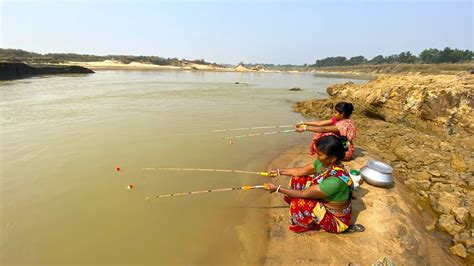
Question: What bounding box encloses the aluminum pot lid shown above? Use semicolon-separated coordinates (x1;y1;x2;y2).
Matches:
366;160;393;174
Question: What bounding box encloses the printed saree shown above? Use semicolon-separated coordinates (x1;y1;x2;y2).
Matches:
287;163;352;233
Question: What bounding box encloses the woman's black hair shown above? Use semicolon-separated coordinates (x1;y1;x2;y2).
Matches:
335;102;354;118
316;135;349;161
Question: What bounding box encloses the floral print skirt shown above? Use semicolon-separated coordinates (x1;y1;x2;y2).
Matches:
288;175;352;233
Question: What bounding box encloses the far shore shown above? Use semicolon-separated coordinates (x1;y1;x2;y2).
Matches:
5;58;471;78
61;60;473;77
61;60;230;71
60;60;289;73
62;60;373;78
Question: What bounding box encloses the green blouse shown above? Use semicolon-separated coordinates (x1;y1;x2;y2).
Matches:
312;159;350;202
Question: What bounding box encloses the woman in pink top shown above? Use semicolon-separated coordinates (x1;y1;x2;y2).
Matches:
295;102;356;161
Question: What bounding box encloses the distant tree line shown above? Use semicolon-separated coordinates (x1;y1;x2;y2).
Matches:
0;49;218;66
4;47;472;69
312;47;473;67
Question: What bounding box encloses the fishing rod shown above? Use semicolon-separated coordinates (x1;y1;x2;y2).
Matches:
142;167;271;176
146;185;268;200
224;129;296;140
210;125;294;133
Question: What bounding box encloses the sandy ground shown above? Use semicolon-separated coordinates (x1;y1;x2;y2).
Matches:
60;60;308;74
262;145;463;265
61;60;231;71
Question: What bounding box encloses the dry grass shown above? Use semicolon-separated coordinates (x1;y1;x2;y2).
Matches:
311;63;474;75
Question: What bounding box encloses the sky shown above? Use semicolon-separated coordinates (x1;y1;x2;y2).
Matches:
1;0;473;64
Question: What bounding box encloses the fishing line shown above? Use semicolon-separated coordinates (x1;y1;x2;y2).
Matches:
224;129;295;139
210;125;294;133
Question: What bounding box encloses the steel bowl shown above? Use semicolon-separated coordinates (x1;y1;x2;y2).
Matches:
360;166;393;187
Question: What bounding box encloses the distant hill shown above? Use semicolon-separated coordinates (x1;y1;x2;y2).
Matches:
0;48;221;67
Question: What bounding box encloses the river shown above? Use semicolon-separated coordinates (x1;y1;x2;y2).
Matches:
0;70;367;264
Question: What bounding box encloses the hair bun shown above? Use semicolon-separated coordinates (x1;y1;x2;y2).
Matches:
348;103;354;111
338;136;349;151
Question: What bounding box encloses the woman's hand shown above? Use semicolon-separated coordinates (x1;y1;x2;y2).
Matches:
295;125;306;133
264;183;278;193
294;121;304;128
267;169;279;177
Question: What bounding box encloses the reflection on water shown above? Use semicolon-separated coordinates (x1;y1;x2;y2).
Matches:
0;70;367;264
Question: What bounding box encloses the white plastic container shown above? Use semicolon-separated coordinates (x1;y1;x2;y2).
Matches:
349;170;362;188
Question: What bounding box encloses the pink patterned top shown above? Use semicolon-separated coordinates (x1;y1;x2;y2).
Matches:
309;117;356;161
332;117;356;143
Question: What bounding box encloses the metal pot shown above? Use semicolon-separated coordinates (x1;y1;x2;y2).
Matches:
366;160;393;174
360;162;393;187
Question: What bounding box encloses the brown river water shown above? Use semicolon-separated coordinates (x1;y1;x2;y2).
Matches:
0;70;367;265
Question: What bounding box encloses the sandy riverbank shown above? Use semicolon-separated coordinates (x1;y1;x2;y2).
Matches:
263;145;462;265
60;60;280;73
60;60;231;71
63;61;473;78
56;60;359;76
278;73;473;264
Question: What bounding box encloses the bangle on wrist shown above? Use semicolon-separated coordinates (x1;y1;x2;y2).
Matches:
303;125;307;131
276;185;281;193
277;168;281;176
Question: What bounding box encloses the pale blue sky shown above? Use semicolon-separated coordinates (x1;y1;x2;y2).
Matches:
2;0;473;64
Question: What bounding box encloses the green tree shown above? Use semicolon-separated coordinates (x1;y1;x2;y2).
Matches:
347;56;367;65
315;56;347;67
398;51;418;64
438;47;473;63
384;54;400;64
420;49;440;63
369;55;385;64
